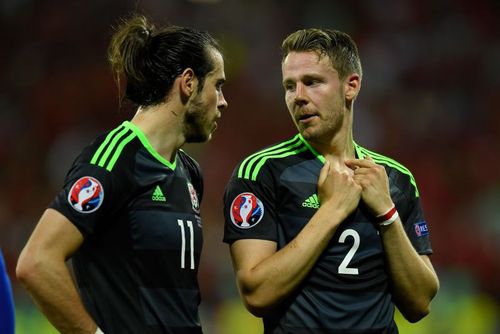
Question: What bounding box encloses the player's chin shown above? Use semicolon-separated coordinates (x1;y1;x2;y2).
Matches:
186;129;211;143
203;126;216;142
299;127;314;140
203;119;219;141
208;120;219;135
205;131;213;142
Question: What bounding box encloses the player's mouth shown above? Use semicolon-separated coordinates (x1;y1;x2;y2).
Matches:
212;116;220;131
297;113;318;124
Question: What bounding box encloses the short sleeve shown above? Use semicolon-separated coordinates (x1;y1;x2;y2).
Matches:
49;161;121;237
397;176;433;255
223;171;279;245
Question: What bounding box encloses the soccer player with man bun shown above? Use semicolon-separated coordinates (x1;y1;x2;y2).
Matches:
17;14;227;334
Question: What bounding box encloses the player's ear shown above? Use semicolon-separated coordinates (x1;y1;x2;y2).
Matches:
179;68;198;98
345;73;361;102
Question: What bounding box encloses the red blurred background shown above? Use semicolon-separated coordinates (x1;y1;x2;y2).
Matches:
1;0;499;332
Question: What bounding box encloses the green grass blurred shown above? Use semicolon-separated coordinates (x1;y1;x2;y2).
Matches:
15;291;499;334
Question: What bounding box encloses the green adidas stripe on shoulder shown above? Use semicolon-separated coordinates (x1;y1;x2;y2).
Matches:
238;135;304;181
90;122;136;172
90;125;125;165
356;144;420;197
250;145;308;181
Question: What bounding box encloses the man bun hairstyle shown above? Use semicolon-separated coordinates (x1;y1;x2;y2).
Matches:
108;15;222;107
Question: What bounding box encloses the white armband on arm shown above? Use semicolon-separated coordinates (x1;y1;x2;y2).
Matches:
95;327;105;334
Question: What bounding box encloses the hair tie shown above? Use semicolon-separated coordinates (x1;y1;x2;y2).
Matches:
139;27;151;43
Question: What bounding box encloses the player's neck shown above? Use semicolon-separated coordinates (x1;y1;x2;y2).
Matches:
130;104;185;163
322;137;355;165
315;132;355;175
308;123;355;163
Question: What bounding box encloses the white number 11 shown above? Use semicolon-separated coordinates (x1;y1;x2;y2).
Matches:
177;219;195;269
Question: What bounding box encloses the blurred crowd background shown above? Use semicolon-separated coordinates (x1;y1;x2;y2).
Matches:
1;0;499;333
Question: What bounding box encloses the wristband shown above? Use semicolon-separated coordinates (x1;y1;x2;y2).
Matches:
95;327;105;334
376;205;399;226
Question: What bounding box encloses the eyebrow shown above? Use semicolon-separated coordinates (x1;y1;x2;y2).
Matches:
282;73;322;86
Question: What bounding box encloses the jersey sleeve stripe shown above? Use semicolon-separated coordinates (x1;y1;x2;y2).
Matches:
250;146;308;181
237;135;301;178
90;125;126;165
105;132;137;171
94;127;133;168
357;146;420;198
243;139;304;180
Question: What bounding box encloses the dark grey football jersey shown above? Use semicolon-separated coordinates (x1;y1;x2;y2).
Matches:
51;121;204;334
223;134;432;334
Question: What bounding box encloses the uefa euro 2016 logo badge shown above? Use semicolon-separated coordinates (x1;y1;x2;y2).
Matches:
230;192;264;229
68;176;104;213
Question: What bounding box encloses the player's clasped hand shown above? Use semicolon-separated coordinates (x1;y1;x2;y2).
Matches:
345;155;394;217
318;160;362;219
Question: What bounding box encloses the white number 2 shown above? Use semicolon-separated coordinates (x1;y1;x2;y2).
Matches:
338;229;360;275
177;219;195;269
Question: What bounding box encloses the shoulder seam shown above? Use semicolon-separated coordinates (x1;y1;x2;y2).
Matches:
238;135;307;181
90;126;136;171
357;146;420;198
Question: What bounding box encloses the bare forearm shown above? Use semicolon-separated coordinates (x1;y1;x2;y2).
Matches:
233;162;362;315
17;257;97;334
380;218;439;321
236;208;343;314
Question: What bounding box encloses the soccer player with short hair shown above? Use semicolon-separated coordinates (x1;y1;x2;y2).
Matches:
223;28;438;333
17;15;228;334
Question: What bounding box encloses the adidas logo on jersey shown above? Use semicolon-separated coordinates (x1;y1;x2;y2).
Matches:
152;186;166;202
302;194;320;209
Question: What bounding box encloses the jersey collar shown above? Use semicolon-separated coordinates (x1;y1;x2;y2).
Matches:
123;121;177;170
297;133;365;163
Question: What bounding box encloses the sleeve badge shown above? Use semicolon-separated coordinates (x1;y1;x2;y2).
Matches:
230;192;264;229
67;176;104;213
